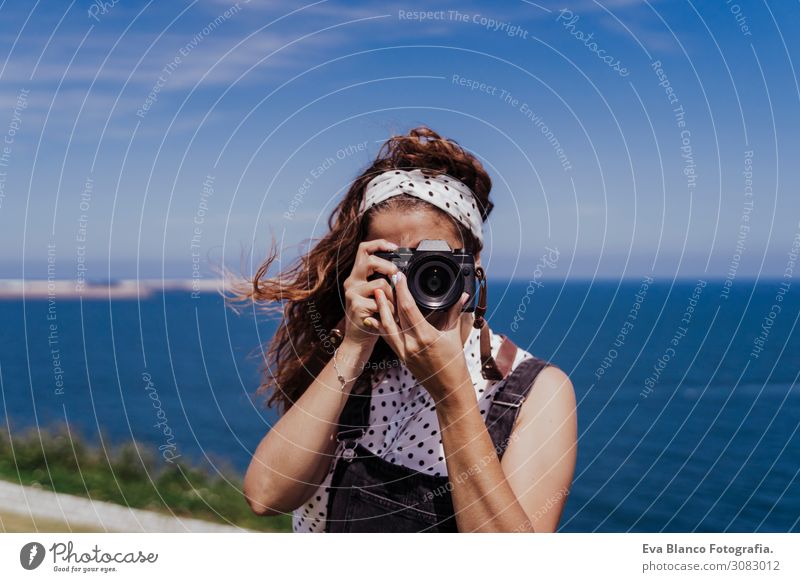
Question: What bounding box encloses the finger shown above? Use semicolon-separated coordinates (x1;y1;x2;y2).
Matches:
376;292;396;316
365;255;400;280
350;240;399;281
444;292;468;331
375;289;403;356
393;271;425;331
358;238;399;255
353;277;395;303
370;278;396;315
375;288;400;337
351;281;395;318
351;297;379;316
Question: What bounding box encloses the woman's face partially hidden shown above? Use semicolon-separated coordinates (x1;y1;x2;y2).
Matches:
364;207;480;331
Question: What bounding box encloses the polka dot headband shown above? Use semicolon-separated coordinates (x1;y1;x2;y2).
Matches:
359;168;484;245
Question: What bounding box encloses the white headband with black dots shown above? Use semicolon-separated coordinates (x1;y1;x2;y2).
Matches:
359;168;484;245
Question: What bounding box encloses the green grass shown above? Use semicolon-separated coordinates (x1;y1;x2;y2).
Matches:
0;422;291;532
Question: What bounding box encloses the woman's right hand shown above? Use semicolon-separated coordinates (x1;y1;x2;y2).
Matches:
341;238;399;348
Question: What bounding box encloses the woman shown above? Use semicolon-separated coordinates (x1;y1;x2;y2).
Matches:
231;126;577;532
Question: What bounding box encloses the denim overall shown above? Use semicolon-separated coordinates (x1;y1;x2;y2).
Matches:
324;353;552;532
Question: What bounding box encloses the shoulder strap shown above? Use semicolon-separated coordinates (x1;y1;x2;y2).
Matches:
485;355;552;461
335;377;372;442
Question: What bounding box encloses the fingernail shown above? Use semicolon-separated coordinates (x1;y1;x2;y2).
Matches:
391;272;399;286
387;242;399;250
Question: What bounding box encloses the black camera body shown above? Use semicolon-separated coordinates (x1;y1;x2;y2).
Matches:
369;239;477;312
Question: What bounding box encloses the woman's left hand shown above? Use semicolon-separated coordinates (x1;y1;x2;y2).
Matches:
374;272;472;404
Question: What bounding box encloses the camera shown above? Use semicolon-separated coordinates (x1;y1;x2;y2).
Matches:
369;239;477;312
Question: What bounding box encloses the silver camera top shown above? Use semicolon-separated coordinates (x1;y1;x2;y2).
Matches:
415;239;453;252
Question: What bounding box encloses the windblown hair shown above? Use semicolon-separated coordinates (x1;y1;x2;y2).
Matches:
224;126;493;414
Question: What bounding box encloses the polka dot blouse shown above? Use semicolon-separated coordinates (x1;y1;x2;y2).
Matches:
291;324;534;532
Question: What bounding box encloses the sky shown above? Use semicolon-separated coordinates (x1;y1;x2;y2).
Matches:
0;0;798;281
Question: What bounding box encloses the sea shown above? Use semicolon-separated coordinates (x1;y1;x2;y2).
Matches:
1;278;797;532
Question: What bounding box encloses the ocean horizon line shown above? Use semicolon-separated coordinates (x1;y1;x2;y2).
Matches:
0;275;785;300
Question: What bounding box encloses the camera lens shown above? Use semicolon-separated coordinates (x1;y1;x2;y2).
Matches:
409;257;463;311
419;265;451;296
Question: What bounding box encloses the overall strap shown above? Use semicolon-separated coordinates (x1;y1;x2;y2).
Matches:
335;380;372;442
327;318;371;443
485;356;552;461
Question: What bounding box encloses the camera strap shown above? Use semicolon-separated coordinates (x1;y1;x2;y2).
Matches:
473;267;518;381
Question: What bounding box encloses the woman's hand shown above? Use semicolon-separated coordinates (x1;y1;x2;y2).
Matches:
341;238;399;350
374;271;471;404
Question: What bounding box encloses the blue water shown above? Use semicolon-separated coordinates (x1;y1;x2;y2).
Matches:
1;278;798;532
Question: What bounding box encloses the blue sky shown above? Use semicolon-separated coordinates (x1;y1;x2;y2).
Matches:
0;0;798;280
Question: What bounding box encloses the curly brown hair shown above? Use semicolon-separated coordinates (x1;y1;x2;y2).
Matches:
224;126;494;414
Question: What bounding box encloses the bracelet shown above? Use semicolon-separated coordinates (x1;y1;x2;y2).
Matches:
332;346;361;390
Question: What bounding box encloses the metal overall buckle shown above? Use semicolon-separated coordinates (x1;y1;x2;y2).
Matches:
335;428;364;462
